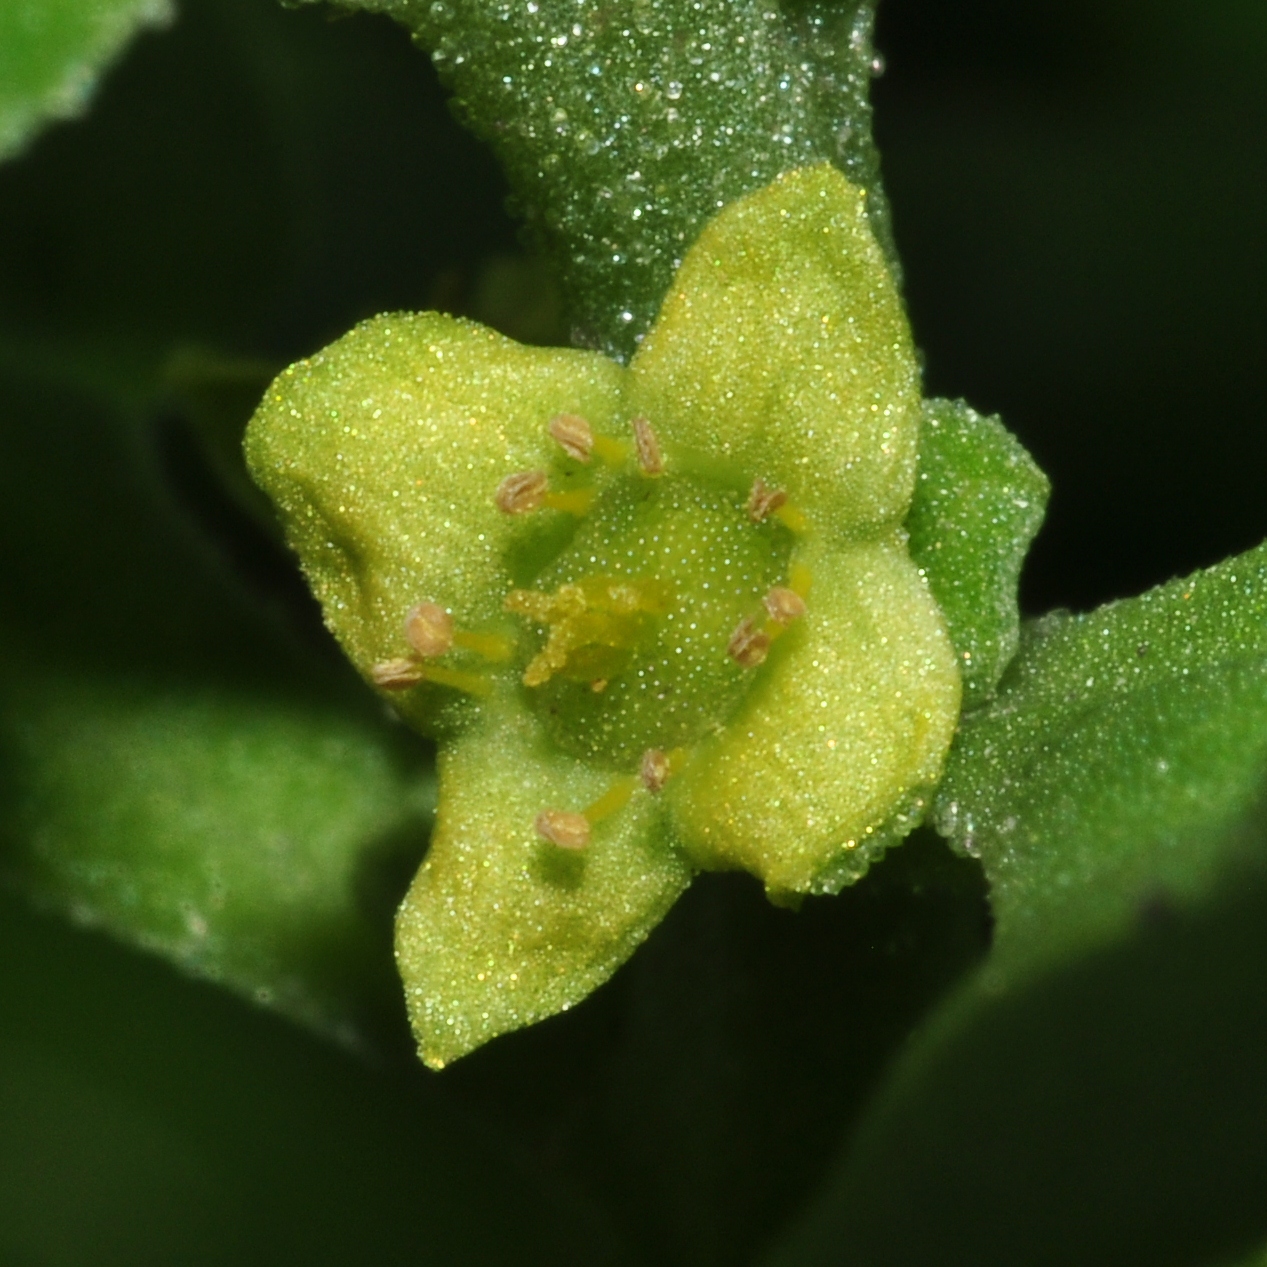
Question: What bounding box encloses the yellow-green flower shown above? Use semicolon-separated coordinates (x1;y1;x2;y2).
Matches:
245;164;961;1069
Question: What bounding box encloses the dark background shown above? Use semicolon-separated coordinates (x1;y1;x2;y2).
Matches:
1;1;1264;1263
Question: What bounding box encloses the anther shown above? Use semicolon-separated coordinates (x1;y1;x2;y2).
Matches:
371;658;425;690
763;586;807;626
727;616;771;669
495;469;548;514
535;809;591;851
404;602;454;658
639;748;671;793
549;412;594;462
747;478;788;523
631;416;664;476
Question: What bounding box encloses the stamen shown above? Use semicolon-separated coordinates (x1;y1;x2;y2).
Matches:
584;776;639;824
763;586;807;626
371;658;425;690
541;488;595;516
788;561;813;599
631;416;664;476
639;748;671;793
727;616;771;669
747;478;788;523
590;678;608;692
549;412;594;462
416;664;493;697
592;435;629;465
451;630;514;662
495;469;548;514
535;809;591;851
370;659;491;697
404;602;454;658
774;503;809;534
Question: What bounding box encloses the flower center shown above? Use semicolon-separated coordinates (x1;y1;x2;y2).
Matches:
369;412;815;847
511;473;794;767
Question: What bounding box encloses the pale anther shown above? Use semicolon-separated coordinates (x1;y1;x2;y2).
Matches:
535;809;591;851
404;602;454;658
631;416;664;476
495;469;548;514
639;748;671;794
371;658;425;690
727;616;771;669
764;586;807;626
549;412;594;462
747;478;788;523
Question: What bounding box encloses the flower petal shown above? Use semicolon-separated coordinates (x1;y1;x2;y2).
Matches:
245;312;623;727
628;165;920;530
668;536;960;897
395;698;693;1069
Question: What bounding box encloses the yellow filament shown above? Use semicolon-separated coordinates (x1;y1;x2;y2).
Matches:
452;630;514;662
774;503;809;534
592;435;629;465
788;561;813;599
542;488;595;515
584;776;639;824
416;664;492;697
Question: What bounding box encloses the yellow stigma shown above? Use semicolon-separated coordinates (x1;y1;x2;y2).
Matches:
505;576;672;688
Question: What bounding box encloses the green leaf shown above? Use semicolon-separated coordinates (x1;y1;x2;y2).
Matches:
0;0;172;163
0;359;434;1046
764;542;1267;1266
766;831;1267;1267
0;0;522;1043
292;0;891;358
936;540;1267;979
905;398;1049;709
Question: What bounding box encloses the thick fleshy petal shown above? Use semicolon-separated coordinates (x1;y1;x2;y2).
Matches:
628;165;920;531
395;698;693;1069
668;536;960;897
245;312;624;729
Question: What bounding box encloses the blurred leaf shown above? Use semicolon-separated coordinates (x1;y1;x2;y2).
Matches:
0;0;172;163
1217;1243;1267;1267
0;0;513;362
0;0;522;1043
766;541;1267;1265
906;398;1049;708
0;891;638;1266
293;0;892;358
0;352;436;1046
766;823;1267;1267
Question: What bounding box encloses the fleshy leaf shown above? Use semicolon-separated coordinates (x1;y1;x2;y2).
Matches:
629;164;920;530
767;833;1267;1267
671;536;959;897
767;543;1267;1265
936;540;1267;979
288;0;890;358
905;398;1049;708
0;0;172;163
396;699;692;1069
